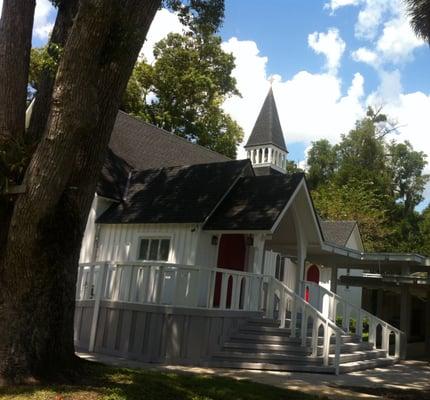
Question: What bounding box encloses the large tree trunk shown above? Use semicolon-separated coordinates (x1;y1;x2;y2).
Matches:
0;0;35;145
0;0;36;263
0;0;161;383
26;0;79;143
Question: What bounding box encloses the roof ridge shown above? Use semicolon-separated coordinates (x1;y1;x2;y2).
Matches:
117;110;231;161
129;159;249;175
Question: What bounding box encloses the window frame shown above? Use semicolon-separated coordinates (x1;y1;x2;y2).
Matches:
136;236;171;262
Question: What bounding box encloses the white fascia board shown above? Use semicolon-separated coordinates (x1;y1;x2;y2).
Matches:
321;242;429;266
302;180;324;245
270;178;304;234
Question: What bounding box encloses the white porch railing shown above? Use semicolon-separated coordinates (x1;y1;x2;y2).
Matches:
300;280;406;359
76;261;354;374
271;278;343;373
76;261;270;311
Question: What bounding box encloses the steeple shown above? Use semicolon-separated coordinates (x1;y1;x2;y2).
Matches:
245;87;288;175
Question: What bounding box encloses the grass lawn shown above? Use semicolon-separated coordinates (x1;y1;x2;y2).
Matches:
0;361;325;400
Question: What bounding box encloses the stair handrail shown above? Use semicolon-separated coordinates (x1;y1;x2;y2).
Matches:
270;277;344;374
300;280;406;359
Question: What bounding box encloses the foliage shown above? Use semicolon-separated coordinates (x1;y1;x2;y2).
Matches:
307;139;336;189
406;0;430;43
28;44;62;95
164;0;225;36
312;179;393;251
307;107;429;253
122;32;243;158
419;205;430;255
0;361;324;400
387;140;429;215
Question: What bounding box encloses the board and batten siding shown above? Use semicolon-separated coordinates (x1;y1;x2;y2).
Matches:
80;196;117;263
96;223;200;265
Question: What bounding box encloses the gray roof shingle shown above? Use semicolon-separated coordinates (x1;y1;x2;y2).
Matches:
97;111;230;199
97;160;253;224
244;88;287;152
109;111;229;170
320;220;357;247
203;173;304;230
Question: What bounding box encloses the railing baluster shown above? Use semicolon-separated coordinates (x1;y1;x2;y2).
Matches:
220;273;228;309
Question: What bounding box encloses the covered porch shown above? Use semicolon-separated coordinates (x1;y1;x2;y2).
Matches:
306;242;430;357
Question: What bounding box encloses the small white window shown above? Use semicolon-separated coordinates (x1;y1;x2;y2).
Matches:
138;238;170;261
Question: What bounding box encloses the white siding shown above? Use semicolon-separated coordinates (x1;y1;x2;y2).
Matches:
79;196;116;263
284;258;297;292
195;231;219;268
96;223;199;265
336;225;363;308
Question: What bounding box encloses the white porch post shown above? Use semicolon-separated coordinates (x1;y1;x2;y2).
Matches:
400;286;411;340
425;291;430;355
292;204;307;295
88;262;109;352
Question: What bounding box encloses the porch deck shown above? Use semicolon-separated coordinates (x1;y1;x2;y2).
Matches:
75;261;405;374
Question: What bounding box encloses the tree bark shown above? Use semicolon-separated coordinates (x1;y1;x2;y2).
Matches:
26;0;79;143
0;0;35;260
0;0;161;383
0;0;35;146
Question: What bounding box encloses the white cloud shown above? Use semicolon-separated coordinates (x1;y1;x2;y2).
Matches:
140;9;184;63
352;47;379;66
355;0;395;40
325;0;361;12
222;36;430;210
308;28;346;75
336;0;423;66
376;16;424;63
221;38;364;159
33;0;55;40
370;88;430;204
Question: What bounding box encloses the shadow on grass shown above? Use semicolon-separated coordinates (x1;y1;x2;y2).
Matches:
335;385;430;400
0;360;326;400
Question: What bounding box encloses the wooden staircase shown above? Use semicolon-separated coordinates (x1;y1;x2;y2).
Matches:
210;317;398;374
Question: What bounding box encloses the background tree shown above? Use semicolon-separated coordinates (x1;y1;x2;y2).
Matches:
307;107;429;253
306;139;337;189
122;32;243;158
406;0;430;43
312;179;392;251
419;205;430;255
0;0;225;383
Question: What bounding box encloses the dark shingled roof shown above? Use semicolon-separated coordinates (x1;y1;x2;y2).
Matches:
109;111;229;170
244;88;287;152
97;149;132;201
203;173;304;231
97;160;252;224
320;220;357;247
97;111;230;199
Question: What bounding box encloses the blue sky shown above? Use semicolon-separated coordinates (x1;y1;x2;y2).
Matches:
4;0;430;209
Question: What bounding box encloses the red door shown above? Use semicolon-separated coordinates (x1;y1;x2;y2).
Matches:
305;264;320;302
306;264;320;283
213;234;246;307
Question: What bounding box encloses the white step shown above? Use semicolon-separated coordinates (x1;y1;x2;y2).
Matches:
339;357;398;373
222;341;310;354
240;325;294;336
230;332;301;344
212;351;322;365
203;360;335;374
330;349;387;364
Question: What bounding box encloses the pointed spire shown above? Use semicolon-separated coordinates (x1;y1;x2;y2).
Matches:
245;87;287;152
